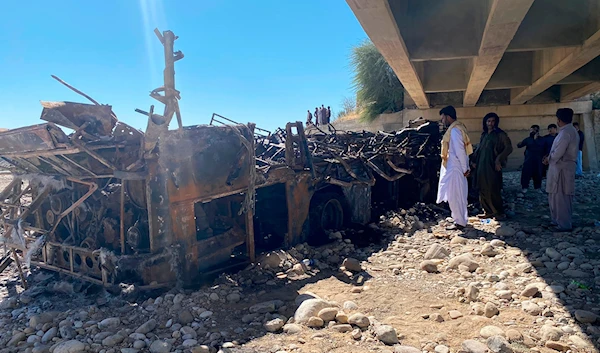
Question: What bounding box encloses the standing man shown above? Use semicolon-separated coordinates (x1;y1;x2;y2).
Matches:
543;108;579;231
517;125;543;193
306;110;313;126
471;113;513;220
314;107;320;126
437;106;473;230
316;106;323;126
542;124;558;178
573;122;585;176
326;106;333;132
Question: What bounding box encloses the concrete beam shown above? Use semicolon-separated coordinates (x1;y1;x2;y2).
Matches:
346;0;429;109
463;0;534;107
512;29;600;104
402;100;593;122
561;82;600;102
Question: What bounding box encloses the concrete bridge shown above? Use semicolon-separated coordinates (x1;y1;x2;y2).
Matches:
344;0;600;171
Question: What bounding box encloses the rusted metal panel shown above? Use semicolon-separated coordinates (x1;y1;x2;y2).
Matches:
159;125;253;203
342;184;372;225
40;101;116;136
285;173;313;247
0;124;67;154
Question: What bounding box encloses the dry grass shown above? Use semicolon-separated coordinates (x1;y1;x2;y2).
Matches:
335;112;360;122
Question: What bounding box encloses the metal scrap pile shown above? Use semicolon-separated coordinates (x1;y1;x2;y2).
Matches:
255;120;442;187
0;100;154;287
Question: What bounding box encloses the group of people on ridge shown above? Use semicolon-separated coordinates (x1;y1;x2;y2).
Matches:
307;105;331;127
436;105;581;233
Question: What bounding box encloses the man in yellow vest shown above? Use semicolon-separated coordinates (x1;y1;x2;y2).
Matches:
437;106;473;231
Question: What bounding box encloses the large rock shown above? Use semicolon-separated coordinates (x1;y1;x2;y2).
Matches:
480;326;505;339
294;299;337;324
569;335;591;348
98;317;121;329
461;340;488;353
336;311;349;323
149;340;172;353
545;248;562;261
42;327;58;343
102;333;125;346
283;323;303;334
540;325;563;341
375;325;399;345
348;313;370;328
29;313;55;328
451;236;468;245
545;341;570;351
495;226;516;237
182;339;198;347
59;325;76;339
424;244;449;260
520;284;539;297
7;332;26;346
331;324;353;333
0;297;17;310
53;340;86;353
448;254;479;272
342;258;362;272
178;310;194;324
480;244;497;257
487;335;513;353
318;307;338;322
515;263;533;273
505;329;523;342
307;316;324;328
484;302;499;318
466;284;479;302
264;318;285;332
574;310;597;323
135;319;157;334
521;301;542;315
343;301;359;311
420;260;439;273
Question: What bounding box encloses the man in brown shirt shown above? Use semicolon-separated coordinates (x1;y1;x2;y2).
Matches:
543;108;580;231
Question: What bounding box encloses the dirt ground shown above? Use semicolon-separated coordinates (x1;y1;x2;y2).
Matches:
1;171;600;353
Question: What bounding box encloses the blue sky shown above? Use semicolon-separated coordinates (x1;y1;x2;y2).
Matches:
0;0;366;133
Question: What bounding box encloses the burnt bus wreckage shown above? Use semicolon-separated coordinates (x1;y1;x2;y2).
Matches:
0;29;442;288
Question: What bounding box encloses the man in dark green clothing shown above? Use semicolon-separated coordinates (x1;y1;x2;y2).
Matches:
471;113;513;220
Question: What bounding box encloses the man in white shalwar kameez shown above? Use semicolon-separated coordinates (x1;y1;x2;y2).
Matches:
437;106;473;230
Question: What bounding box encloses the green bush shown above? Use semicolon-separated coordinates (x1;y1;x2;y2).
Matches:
351;40;404;121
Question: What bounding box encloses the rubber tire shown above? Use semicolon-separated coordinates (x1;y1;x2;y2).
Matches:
308;192;346;244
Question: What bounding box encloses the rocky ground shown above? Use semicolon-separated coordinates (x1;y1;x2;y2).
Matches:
1;172;600;353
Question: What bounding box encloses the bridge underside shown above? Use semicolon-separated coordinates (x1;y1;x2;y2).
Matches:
347;0;600;108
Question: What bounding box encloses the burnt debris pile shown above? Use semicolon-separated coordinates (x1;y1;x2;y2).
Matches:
255;119;441;189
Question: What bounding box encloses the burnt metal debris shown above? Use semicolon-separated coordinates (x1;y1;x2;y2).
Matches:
0;29;442;289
